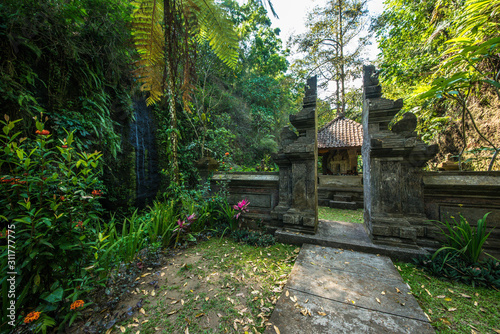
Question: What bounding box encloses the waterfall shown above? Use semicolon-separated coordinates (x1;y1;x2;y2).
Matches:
130;98;160;207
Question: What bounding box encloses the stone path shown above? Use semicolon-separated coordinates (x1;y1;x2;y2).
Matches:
265;244;435;334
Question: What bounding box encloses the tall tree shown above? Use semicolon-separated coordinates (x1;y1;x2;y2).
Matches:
292;0;370;115
131;0;239;184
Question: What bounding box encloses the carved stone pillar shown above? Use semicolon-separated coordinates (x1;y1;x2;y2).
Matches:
272;77;318;234
362;65;438;247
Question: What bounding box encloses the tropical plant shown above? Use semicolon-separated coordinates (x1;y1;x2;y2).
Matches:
0;116;105;330
432;213;494;264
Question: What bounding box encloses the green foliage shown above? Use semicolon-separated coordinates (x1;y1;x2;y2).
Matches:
415;251;500;288
432;213;494;264
0;117;104;329
376;0;500;170
231;230;276;247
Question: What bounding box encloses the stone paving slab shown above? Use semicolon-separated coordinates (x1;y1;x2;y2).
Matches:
265;244;434;334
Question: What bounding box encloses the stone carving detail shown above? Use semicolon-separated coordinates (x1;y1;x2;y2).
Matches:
272;77;318;234
362;65;438;248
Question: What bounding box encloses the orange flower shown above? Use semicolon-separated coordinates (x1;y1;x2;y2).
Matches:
91;190;102;197
36;129;50;136
23;311;41;324
61;145;68;148
225;152;229;156
70;300;84;310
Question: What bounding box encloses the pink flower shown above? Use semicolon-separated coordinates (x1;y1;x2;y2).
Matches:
186;213;197;222
177;219;185;228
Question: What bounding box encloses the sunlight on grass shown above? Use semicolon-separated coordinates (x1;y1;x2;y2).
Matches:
395;261;500;333
115;237;299;333
318;206;363;223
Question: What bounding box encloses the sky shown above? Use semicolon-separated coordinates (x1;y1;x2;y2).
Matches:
266;0;386;61
236;0;387;98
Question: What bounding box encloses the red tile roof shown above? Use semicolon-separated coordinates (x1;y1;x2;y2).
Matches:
318;115;363;149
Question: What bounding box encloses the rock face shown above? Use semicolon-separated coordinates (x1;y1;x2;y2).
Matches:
272;77;318;234
130;98;160;208
362;65;438;248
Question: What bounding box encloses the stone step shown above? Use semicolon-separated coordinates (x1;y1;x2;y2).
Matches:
334;194;352;202
329;200;358;210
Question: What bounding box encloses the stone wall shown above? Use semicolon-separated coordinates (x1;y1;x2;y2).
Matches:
210;172;279;228
318;175;363;209
423;171;500;257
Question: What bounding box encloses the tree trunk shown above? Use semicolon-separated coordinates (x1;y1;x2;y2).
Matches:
339;0;345;115
165;0;179;185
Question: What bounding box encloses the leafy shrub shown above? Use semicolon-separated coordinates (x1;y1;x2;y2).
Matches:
0;116;105;330
414;251;500;289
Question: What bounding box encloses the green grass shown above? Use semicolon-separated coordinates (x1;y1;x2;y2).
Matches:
318;206;364;223
395;261;500;333
116;237;298;333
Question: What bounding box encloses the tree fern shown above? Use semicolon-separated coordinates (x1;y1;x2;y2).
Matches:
131;0;165;105
131;0;239;105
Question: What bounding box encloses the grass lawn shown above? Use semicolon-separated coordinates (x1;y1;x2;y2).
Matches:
318;206;363;223
108;237;298;333
395;261;500;334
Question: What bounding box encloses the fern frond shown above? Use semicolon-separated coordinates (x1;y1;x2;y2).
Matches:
131;0;165;105
187;0;239;69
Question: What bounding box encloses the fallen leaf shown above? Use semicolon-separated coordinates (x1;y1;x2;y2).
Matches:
185;327;189;334
181;299;185;305
290;296;297;303
195;313;205;318
474;301;478;306
161;272;165;277
381;291;386;295
274;325;281;334
318;311;327;316
435;295;445;299
444;298;453;302
395;288;401;294
139;308;146;316
448;308;457;312
141;320;149;324
428;309;433;314
439;317;451;326
120;326;126;333
151;290;156;297
167;310;177;315
493;329;500;334
285;290;289;297
425;289;432;296
460;293;471;299
376;298;381;304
